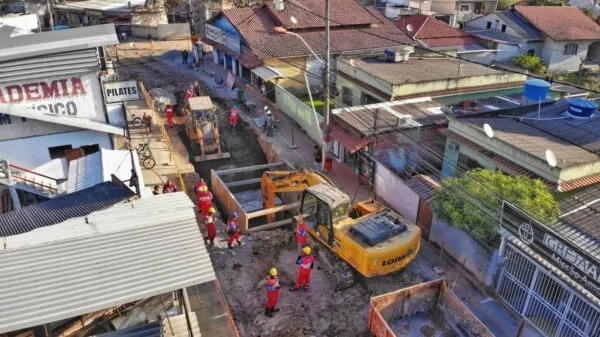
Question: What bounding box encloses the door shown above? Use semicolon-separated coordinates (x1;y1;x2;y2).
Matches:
416;199;433;239
355;150;375;185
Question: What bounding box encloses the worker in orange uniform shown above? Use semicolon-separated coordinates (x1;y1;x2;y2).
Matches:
265;268;280;317
229;105;238;131
185;85;194;99
227;212;241;250
290;246;314;292
165;104;174;128
162;180;177;193
203;207;217;247
194;178;207;198
295;214;308;258
197;185;213;217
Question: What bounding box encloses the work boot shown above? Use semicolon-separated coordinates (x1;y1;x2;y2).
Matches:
228;243;232;250
272;307;280;313
209;240;214;247
302;286;309;292
289;286;299;291
237;240;242;246
265;308;273;317
204;237;208;245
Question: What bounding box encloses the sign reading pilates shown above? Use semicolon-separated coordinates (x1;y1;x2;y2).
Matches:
103;80;140;103
0;73;105;121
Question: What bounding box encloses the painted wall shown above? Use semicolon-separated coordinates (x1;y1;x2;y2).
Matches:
0;116;78;141
264;57;309;92
131;23;190;40
465;13;522;38
275;84;323;143
336;72;389;108
0;14;39;35
374;162;420;223
337;60;394;98
0;130;112;179
542;38;592;73
429;218;498;284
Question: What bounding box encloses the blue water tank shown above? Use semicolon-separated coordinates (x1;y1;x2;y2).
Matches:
524;79;551;101
567;98;597;118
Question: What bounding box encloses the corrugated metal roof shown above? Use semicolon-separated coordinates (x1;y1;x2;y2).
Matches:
67;149;145;194
0;24;118;63
54;0;145;13
188;96;214;111
0;192;216;334
404;174;440;200
0;181;134;237
0;49;100;83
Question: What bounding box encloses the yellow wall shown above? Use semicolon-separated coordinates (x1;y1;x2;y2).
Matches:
264;56;308;92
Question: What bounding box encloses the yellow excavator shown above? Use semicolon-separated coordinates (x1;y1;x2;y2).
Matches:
260;169;421;290
260;168;333;223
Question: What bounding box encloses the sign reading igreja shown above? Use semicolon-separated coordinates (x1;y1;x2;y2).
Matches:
0;73;105;121
501;201;600;295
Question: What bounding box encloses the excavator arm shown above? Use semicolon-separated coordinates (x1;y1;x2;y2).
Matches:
261;168;333;223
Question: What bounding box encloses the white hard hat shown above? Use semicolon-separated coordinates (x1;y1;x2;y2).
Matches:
266;110;272;115
264;106;269;111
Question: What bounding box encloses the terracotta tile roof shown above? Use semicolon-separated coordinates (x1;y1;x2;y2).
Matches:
514;6;600;41
329;121;371;153
266;0;382;30
405;174;440;200
440;128;600;192
221;6;413;59
394;15;482;48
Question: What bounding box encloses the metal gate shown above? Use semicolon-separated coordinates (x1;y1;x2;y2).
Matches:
497;243;600;337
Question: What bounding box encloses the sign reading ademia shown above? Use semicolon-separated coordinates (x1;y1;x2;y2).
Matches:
501;201;600;295
103;80;140;103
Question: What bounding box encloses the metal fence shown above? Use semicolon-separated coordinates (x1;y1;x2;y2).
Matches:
497;243;600;337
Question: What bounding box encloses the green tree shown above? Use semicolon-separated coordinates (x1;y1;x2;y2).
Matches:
513;53;547;74
432;169;560;241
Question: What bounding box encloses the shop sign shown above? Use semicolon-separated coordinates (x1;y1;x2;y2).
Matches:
501;201;600;295
103;80;140;103
0;73;104;121
205;23;240;53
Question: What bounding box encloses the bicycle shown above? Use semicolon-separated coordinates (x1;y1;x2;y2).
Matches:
127;115;143;128
140;156;156;169
120;140;152;159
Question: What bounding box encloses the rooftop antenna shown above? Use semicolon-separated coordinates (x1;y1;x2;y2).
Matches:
483;123;494;139
545;149;557;168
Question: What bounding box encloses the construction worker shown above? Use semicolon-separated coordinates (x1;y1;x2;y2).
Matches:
265;268;280;317
262;106;270;131
290;246;314;292
197;185;213;217
265;110;274;137
194;178;207;198
163;180;177;193
194;81;201;96
165;104;174;128
227;212;241;250
295;214;308;257
203;207;217;247
229;105;238;131
185;84;194;99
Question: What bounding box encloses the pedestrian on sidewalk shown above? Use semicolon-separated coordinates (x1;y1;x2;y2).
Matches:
265;268;280;317
197;185;213;217
290;246;314;292
143;112;152;133
182;50;188;65
260;84;267;96
265;110;274;137
165;104;174;128
152;185;160;195
194;81;202;97
227;212;241;250
163;180;177;193
295;214;308;258
203;207;217;247
313;146;322;171
262;106;270;131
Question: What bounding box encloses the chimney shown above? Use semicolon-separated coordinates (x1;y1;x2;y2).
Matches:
274;0;285;11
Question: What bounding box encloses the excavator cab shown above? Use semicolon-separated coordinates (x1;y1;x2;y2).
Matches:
300;184;351;247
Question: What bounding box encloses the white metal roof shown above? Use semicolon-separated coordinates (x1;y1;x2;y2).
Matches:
67;149;145;194
0;192;215;334
0;103;125;135
55;0;145;13
251;65;288;81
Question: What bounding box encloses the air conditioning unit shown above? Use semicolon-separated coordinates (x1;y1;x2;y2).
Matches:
447;142;459;152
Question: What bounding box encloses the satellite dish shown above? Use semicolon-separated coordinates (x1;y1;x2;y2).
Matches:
406;24;414;32
546;149;557;168
290;16;298;24
483;123;494;138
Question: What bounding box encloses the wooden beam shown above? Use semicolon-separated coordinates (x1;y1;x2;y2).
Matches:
225;178;262;188
246;202;300;220
248;218;295;232
215;162;286;176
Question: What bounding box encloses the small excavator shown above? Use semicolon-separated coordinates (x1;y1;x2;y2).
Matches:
260;169;421;290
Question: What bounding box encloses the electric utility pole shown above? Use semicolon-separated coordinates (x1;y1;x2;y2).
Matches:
321;0;330;172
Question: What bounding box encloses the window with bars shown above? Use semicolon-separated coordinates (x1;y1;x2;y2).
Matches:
564;43;578;55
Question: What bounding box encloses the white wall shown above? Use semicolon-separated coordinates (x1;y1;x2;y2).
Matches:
465;13;520;38
0;116;77;141
374;162;420;223
0;130;112;179
542;38;592;73
0;14;39;35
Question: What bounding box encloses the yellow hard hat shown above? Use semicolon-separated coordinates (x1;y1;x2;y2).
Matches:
269;267;278;276
302;246;311;255
207;207;216;214
201;185;208;192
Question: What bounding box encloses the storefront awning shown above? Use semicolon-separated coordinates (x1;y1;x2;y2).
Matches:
0;104;125;135
251;66;287;81
329;123;371;154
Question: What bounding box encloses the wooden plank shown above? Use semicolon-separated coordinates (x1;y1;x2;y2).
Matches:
215;162;285;176
194;152;232;162
246;202;300;220
225;178;262;188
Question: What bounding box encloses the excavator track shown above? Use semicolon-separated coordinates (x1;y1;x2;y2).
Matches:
314;244;355;291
